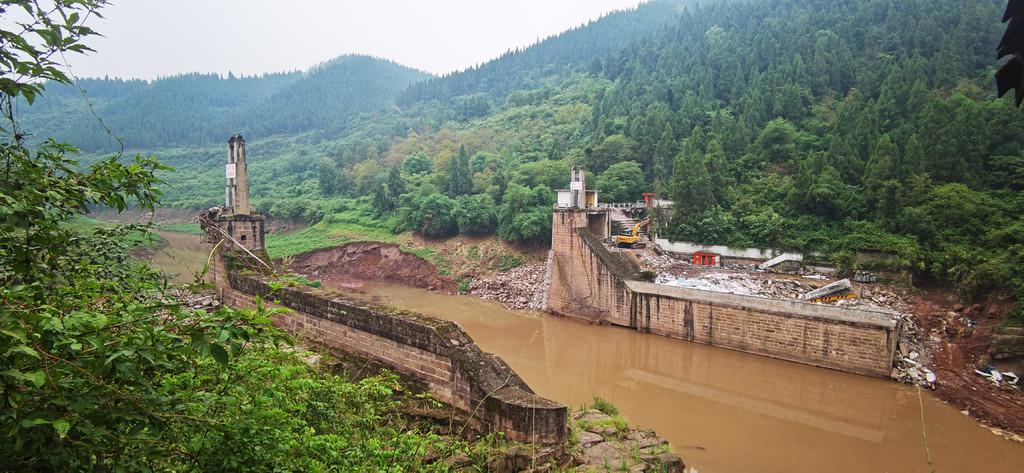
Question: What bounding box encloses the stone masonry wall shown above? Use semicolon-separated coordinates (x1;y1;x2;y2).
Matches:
217;264;566;444
547;210;900;377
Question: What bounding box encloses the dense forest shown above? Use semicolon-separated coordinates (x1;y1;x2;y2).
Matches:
18;55;430;150
20;0;1024;317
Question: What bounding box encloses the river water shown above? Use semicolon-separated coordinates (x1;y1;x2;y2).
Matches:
146;230;212;285
145;232;1024;472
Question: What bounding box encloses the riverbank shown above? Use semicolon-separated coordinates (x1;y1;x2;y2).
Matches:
139;230;1024;471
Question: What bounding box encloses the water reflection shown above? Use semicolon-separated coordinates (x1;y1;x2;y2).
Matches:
363;284;1024;473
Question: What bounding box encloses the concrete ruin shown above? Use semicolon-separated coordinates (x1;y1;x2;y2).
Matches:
546;209;902;378
201;135;568;445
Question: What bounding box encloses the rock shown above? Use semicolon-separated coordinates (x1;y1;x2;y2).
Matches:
637;436;668;450
444;453;473;469
582;440;625;466
578;411;612;424
578;431;603;447
640;453;686;473
953;303;966;312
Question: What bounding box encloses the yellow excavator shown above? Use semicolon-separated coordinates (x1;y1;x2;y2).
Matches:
615;217;650;248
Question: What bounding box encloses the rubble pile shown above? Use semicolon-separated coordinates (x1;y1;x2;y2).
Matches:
891;346;937;388
171;288;220;312
654;272;808;300
469;261;548;311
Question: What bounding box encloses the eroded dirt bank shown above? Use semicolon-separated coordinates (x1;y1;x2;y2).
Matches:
910;291;1024;439
288;241;453;291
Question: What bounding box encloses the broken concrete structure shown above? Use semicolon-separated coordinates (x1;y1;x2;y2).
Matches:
201;135;568;445
555;166;600;209
225;133;250;215
546;209;902;377
801;278;854;301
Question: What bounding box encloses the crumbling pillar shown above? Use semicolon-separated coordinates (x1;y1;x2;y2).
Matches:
226;134;250;215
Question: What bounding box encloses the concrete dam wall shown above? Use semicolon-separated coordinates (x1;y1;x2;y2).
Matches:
546;210;901;377
204;214;567;445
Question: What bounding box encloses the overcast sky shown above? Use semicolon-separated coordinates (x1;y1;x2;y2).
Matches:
65;0;645;79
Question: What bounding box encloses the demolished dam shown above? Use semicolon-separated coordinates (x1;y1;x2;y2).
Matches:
545;209;902;377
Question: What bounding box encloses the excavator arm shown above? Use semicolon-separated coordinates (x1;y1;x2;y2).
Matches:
615;217;651;247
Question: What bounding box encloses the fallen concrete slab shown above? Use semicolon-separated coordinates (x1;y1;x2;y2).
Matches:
801;278;853;301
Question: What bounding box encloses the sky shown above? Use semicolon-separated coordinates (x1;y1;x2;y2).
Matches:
66;0;646;80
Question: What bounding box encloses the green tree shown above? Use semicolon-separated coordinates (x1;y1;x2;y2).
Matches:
404;192;458;238
318;158;341;195
594;160;646;203
452;194;498;235
445;145;473;197
585;134;638;172
497;184;553;243
756;118;797;164
670;141;714;216
402;151;433;175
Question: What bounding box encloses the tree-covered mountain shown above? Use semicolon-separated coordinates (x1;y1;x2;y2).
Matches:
396;0;691;114
19;55;431;150
16;0;1024;316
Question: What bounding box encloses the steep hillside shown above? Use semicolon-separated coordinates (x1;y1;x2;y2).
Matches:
397;0;691;113
17;0;1024;318
18;55;430;150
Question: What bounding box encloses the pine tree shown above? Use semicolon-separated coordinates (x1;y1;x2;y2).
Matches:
446;145;473;197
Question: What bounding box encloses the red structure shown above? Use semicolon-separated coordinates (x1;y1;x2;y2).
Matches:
642;193;656;208
693;252;718;266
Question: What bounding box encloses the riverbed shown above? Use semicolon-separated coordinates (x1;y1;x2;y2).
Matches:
144;232;1024;472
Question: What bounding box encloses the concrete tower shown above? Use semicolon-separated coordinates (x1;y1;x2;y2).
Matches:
570;166;586;208
226;134;250;215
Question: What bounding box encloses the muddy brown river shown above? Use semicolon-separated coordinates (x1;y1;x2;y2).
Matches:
146;233;1024;472
146;230;212;284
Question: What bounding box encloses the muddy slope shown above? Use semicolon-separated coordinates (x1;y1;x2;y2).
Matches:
289;242;452;291
911;291;1024;437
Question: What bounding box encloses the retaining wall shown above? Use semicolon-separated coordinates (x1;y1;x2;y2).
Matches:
547;210;901;377
212;255;566;444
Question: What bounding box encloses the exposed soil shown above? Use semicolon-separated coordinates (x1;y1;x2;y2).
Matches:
910;290;1024;438
288;241;454;291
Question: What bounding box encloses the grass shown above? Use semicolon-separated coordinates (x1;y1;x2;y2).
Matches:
158;222;203;234
67;215;166;250
265;212;403;258
497;253;525;271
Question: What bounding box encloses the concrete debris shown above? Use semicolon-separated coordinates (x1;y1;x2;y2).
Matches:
853;270;878;283
891;323;937;389
171;288;221;312
800;278;853;301
655;272;807;299
988;427;1024;444
975;368;1021;388
637;248;912;313
469;260;549;311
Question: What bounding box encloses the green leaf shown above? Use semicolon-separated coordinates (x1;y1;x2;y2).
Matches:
209;343;229;365
52;419;70;439
0;328;27;342
5;345;40;359
20;418;51;428
25;370;46;388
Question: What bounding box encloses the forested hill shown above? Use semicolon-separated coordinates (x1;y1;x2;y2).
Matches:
18;55;431;150
16;0;1024;315
396;0;691;112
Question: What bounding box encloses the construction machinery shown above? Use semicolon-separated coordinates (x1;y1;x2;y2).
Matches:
615;217;650;248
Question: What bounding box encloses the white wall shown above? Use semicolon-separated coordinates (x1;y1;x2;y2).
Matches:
654;238;801;261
